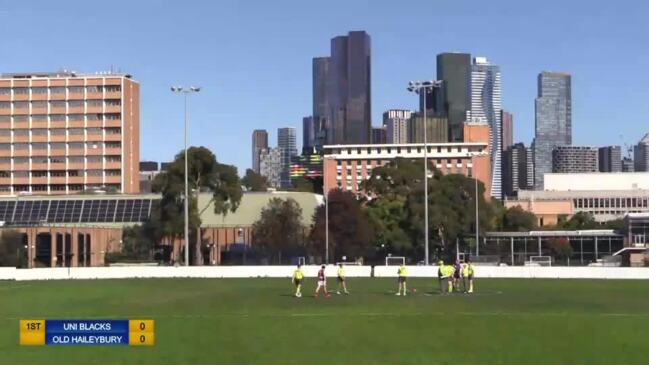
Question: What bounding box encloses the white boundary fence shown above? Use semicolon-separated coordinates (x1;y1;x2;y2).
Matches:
1;265;649;281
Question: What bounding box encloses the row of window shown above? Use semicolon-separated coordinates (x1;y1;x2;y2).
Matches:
0;170;121;178
0;86;121;95
0;142;121;150
573;198;649;209
0;128;121;136
0;113;121;121
0;100;121;109
0;156;121;164
1;184;121;192
335;158;467;166
329;146;481;155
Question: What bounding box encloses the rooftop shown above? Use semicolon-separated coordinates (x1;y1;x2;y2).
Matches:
0;70;133;79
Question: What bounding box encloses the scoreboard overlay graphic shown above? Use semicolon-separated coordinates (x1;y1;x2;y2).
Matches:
20;319;154;346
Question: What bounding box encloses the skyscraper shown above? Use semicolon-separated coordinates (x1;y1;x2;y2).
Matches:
312;57;330;149
371;127;387;144
502;143;532;198
634;133;649;172
552;146;598;173
259;147;281;188
302;116;315;154
501;110;513;151
383;109;412;144
408;114;449;144
598;146;622;172
437;52;471;142
533;71;572;190
326;31;371;145
251;129;268;173
467;57;502;199
278;127;297;188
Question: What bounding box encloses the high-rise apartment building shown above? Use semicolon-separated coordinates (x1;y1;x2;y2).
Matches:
0;71;139;195
502;143;532;198
437;52;471;142
259;147;281;188
278;127;297;188
407;114;448;143
382;109;412;144
598;146;622;172
251;129;268;173
302;116;315;154
501;110;513;151
467;57;502;199
313;31;371;145
552;146;598;173
533;71;572;189
634;133;649;172
622;157;635;172
371;127;386;144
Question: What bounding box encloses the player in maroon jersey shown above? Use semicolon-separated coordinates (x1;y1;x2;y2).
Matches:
314;265;330;298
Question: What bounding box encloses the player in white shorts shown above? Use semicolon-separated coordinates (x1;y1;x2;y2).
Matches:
315;265;330;298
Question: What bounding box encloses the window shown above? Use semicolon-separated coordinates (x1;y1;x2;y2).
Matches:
0;88;10;95
68;114;84;121
50;157;65;163
105;99;121;106
69;185;83;191
69;142;84;149
31;87;47;94
50;101;66;108
31;101;47;108
33;156;48;164
51;129;66;135
50;143;66;150
14;157;29;164
32;143;47;150
86;86;101;93
14;143;29;150
13;115;28;122
87;142;101;149
105;127;120;134
50;87;66;94
51;185;66;191
51;170;66;177
105;113;121;120
32;129;47;136
87;128;102;135
31;115;47;122
87;156;102;163
68;100;84;107
0;102;10;109
105;169;121;176
14;129;29;136
13;87;29;95
68;170;82;177
104;85;121;92
0;116;9;123
50;114;66;121
69;156;84;163
86;169;102;176
106;156;121;162
86;113;100;121
88;100;103;107
0;130;9;136
14;171;29;177
105;142;121;148
69;128;84;135
68;86;84;94
13;101;29;109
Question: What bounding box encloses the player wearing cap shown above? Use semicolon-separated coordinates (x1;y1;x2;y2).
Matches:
396;264;408;296
315;265;330;298
292;264;304;298
336;263;349;295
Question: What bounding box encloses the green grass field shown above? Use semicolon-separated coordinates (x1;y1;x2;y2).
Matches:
1;277;648;365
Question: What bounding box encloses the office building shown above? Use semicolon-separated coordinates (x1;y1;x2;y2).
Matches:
0;71;140;195
634;133;649;172
139;161;159;193
371;126;386;144
251;129;268;173
622;157;635;172
502;143;532;198
259;147;282;188
436;52;471;142
302;116;315;154
278;127;297;188
467;57;502;199
382;109;412;144
313;31;371;145
533;71;572;189
599;146;622;172
501;110;513;151
408;113;448;143
552;146;598;173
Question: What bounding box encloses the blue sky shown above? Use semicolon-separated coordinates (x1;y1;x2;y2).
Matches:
1;0;648;173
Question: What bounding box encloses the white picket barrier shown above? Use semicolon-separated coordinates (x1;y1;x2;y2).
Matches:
2;265;649;281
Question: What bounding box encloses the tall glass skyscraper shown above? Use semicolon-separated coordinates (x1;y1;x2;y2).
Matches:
437;52;471;142
533;72;572;190
467;57;502;199
251;129;268;173
313;31;371;145
278;127;297;188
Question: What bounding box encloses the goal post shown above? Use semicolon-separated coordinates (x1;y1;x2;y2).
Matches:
528;256;552;266
385;256;406;266
297;257;306;266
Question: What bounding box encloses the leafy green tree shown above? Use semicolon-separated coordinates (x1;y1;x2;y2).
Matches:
242;169;268;192
559;212;598;230
548;237;573;263
0;230;26;267
501;206;538;231
153;146;242;265
252;198;305;262
310;189;373;263
290;176;323;194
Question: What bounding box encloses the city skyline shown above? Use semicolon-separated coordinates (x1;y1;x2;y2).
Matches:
3;0;648;174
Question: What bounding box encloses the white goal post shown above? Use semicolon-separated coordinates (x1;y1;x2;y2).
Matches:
385;256;406;266
528;256;552;266
297;257;306;266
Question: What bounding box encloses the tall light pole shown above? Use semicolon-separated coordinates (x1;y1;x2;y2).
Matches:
171;86;201;266
407;80;442;265
472;156;480;257
324;162;329;264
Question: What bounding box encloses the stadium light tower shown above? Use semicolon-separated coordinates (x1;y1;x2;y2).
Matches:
407;80;442;265
171;86;201;266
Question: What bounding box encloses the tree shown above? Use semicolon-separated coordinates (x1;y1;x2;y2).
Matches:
548;237;573;263
290;176;323;194
251;198;305;262
0;230;26;267
559;212;598;230
153;146;242;265
310;189;373;263
242;169;268;192
501;206;538;231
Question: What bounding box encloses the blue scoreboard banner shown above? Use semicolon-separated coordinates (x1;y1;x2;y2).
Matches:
20;319;154;346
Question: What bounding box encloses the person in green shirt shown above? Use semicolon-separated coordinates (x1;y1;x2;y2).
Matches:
396;264;408;296
465;260;475;293
336;263;349;295
437;260;446;294
292;264;304;298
